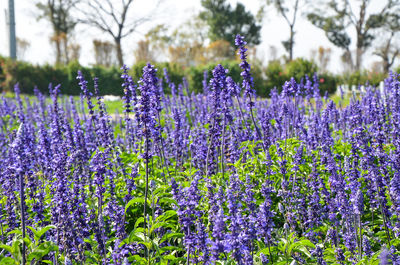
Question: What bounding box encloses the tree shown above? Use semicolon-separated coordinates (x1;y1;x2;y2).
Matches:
134;40;155;63
307;0;400;71
76;0;162;66
68;43;81;62
36;0;78;65
310;46;332;73
93;40;117;67
204;40;233;62
16;38;30;61
373;13;400;73
199;0;262;48
264;0;302;61
166;28;205;67
268;45;279;61
145;19;208;66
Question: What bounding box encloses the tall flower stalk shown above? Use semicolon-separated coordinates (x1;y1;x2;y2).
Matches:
235;34;266;154
12;123;26;265
205;64;227;177
137;63;159;262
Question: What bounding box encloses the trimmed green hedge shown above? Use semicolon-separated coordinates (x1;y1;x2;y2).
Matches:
4;56;379;97
186;60;267;95
0;58;186;96
0;58;113;95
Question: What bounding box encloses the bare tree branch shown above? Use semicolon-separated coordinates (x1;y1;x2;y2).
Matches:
76;0;163;65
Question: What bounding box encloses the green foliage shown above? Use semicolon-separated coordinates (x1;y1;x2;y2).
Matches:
307;0;400;71
307;12;351;50
0;226;58;264
186;60;268;96
0;57;121;95
0;57;185;96
265;58;338;95
395;65;400;75
339;70;387;88
199;0;261;47
1;55;390;99
285;58;318;81
307;0;388;51
264;60;286;93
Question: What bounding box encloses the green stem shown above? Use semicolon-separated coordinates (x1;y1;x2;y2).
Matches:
205;134;215;179
235;96;252;137
98;192;106;262
19;172;26;265
267;238;273;264
144;136;150;262
221;114;226;179
359;214;362;260
157;114;170;181
247;95;267;155
376;184;391;246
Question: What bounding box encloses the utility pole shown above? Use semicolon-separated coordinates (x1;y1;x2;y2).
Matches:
7;0;17;60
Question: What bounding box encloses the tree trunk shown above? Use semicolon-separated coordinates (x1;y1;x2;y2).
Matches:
355;30;363;71
343;48;354;72
289;26;294;61
115;38;124;66
355;0;367;71
383;57;389;73
63;34;70;64
383;33;394;74
355;46;362;71
55;34;62;65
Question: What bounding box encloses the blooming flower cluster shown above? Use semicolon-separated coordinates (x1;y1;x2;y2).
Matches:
0;35;399;265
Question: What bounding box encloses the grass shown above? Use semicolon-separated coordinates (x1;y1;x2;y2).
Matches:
2;91;124;115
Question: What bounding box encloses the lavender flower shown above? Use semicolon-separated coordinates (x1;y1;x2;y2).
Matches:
235;34;255;102
77;71;95;117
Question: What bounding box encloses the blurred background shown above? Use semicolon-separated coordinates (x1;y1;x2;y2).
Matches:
0;0;399;97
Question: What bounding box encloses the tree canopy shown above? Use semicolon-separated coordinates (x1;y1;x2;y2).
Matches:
36;0;79;64
199;0;262;48
307;0;400;71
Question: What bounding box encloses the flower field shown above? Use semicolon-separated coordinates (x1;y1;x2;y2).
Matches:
1;35;400;264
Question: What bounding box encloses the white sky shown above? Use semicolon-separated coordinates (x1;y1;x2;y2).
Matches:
0;0;394;73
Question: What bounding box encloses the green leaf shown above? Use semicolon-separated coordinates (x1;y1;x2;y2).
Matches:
0;244;13;254
36;225;56;241
287;239;315;258
0;257;17;265
29;242;58;262
155;210;177;223
160;232;184;244
159;197;178;206
125;197;149;213
134;217;145;230
130;254;147;263
150;222;174;234
256;246;277;256
7;230;22;236
128;230;146;244
159;245;182;254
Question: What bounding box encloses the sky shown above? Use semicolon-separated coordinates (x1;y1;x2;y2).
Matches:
0;0;393;73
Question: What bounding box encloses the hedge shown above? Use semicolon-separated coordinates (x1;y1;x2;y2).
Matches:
5;56;385;97
264;58;337;95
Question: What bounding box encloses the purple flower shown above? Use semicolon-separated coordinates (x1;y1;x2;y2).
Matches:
235;34;254;101
77;71;95;117
137;63;159;159
121;65;137;114
380;248;390;265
